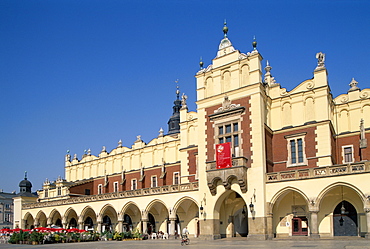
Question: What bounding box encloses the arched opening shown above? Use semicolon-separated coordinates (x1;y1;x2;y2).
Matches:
174;197;199;237
102;215;112;232
69;218;77;229
214;190;248;238
123;214;133;232
54;218;62;228
84;217;94;231
148;213;155;234
333;200;358;236
271;189;308;238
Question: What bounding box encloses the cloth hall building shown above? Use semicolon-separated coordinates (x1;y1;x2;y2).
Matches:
14;25;370;240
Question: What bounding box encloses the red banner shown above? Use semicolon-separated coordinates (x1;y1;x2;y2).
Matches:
216;142;232;169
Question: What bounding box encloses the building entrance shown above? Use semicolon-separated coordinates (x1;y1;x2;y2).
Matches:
333;200;358;236
291;217;308;236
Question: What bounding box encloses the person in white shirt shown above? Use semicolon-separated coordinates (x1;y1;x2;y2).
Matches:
182;226;189;238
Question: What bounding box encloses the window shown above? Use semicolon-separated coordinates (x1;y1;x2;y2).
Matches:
114;181;119;192
98;184;102;194
217;121;240;157
85;189;91;195
45;189;48;198
286;133;307;167
151;176;157;188
173;172;179;185
57;187;61;196
342;145;354;163
5;204;10;210
131;179;137;190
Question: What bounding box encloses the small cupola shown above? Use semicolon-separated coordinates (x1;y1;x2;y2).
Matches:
19;171;32;194
167;85;182;135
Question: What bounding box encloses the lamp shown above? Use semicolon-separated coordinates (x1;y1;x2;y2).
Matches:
249;198;255;219
339;186;346;226
200;205;204;215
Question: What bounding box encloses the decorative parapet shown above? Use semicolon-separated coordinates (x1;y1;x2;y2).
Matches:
266;162;370;183
206;157;248;195
22;182;198;209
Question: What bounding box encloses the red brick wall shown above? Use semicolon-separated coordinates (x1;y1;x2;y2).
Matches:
68;164;182;196
272;126;318;172
265;128;273;173
205;96;252;166
187;149;198;182
336;133;370;163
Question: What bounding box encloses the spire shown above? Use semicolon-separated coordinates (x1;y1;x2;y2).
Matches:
167;80;182;135
199;56;204;69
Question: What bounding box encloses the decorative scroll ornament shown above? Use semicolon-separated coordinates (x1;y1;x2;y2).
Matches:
360;91;369;99
340;95;349;103
215;95;240;113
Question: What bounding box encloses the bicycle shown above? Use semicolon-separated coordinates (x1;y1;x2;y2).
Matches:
181;236;190;246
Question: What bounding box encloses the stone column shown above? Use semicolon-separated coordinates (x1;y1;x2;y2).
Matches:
34;218;39;228
309;211;320;239
266;212;274;240
169;218;176;236
365;208;370;239
118;220;123;233
78;221;84;230
47;217;52;228
97;221;102;233
141;211;148;234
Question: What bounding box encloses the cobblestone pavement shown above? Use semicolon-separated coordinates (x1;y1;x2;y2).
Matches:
1;238;370;249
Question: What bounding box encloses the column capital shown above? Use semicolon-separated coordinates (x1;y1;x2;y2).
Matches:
364;208;370;213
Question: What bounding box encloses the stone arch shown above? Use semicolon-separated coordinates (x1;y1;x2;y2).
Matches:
145;199;169;234
120;201;141;232
315;182;367;207
64;207;78;229
23;212;35;229
80;205;97;231
35;210;47;227
315;182;365;237
99;204;118;232
214;189;248;238
49;208;63;227
270;187;310;237
172;196;199;237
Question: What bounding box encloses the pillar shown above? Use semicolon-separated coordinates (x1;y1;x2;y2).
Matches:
365;208;370;239
97;221;102;233
34;218;39;228
309;211;320;239
47;217;52;228
169;218;176;236
78;221;84;230
118;220;123;233
266;212;273;240
141;211;148;234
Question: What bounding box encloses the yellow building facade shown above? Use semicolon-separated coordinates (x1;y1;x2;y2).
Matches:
14;25;370;240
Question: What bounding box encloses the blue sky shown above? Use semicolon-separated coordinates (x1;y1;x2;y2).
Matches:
0;0;369;193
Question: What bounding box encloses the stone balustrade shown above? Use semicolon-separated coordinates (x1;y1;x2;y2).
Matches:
266;162;370;182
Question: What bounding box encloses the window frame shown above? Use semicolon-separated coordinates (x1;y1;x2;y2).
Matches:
98;184;102;195
216;120;241;157
151;175;158;188
342;145;354;164
113;181;119;192
286;133;307;167
131;179;137;190
173;172;180;185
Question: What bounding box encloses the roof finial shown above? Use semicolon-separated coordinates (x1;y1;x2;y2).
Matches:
175;79;180;99
199;56;204;69
223;19;228;38
24;171;27;180
252;35;257;50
